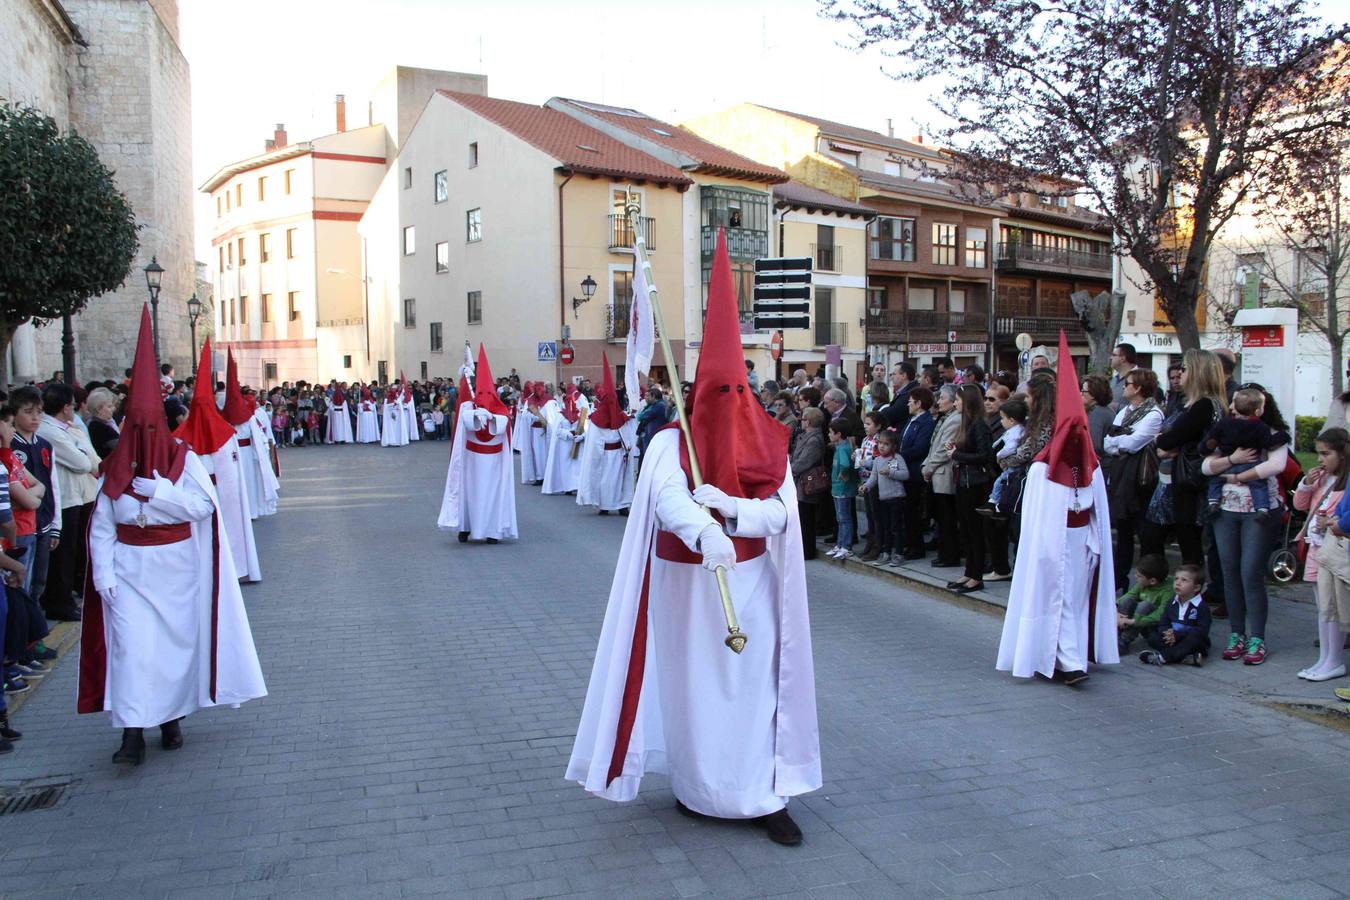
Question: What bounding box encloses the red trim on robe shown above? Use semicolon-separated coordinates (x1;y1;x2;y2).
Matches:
606;555;653;787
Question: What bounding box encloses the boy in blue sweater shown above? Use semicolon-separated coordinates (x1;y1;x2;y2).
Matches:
1139;564;1212;666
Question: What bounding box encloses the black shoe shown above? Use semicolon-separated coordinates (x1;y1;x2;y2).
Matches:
754;808;803;846
954;581;984;594
946;579;966;589
675;799;710;820
160;719;183;751
458;531;469;543
113;728;146;765
1058;670;1090;686
485;538;499;544
0;734;11;754
619;508;629;517
0;712;21;742
598;510;609;516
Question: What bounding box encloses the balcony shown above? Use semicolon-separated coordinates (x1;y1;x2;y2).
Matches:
993;315;1084;341
814;321;847;347
997;242;1112;276
608;214;655;253
866;309;989;340
608;300;631;341
701;226;769;261
810;243;843;272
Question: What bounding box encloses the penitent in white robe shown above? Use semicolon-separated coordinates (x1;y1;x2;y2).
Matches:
355;401;381;443
85;453;267;728
437;403;518;541
566;428;821;818
381;402;407;447
996;462;1119;678
402;398;420;442
529;400;557;480
541;408;585;495
576;419;638;512
234;417;279;519
327;401;353;443
198;437;261;582
518;407;546;484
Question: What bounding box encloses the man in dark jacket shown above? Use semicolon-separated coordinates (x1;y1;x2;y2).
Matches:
883;362;917;431
898;387;936;559
636;388;669;458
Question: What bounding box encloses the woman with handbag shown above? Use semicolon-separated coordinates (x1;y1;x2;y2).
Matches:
949;385;994;593
1294;428;1350;681
1101;368;1164;590
1142;349;1227;580
791;407;828;560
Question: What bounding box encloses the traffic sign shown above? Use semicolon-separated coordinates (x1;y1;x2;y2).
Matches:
754;315;810;330
754;257;812;274
947;330;957;343
537;341;557;362
559;345;575;365
769;330;784;361
752;256;813;330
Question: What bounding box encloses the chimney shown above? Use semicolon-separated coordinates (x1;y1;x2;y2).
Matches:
912;133;924;144
335;94;346;133
887;118;894;139
274;123;288;148
264;138;276;151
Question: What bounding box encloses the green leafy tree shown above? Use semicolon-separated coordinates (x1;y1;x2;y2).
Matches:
0;102;138;383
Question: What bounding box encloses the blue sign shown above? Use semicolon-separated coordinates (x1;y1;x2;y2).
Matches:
537;341;558;362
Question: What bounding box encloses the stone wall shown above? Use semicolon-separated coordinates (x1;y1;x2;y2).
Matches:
0;0;74;124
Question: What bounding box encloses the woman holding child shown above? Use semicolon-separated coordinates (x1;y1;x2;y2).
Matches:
1297;428;1350;681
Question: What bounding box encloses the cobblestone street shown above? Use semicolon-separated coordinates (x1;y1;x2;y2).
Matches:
2;442;1349;899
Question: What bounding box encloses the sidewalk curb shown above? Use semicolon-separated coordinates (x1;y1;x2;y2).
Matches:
7;620;80;718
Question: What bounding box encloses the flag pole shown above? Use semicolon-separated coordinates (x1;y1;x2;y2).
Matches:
626;194;746;655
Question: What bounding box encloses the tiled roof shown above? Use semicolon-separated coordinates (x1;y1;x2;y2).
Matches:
772;180;872;216
437;92;692;187
755;104;946;160
551;98;787;184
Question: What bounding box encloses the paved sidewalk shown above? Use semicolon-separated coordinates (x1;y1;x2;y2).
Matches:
0;443;1348;899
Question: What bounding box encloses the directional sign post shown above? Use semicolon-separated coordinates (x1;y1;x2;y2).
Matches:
752;257;813;331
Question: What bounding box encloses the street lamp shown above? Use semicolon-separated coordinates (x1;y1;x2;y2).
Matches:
187;293;202;362
571;274;597;317
144;256;165;361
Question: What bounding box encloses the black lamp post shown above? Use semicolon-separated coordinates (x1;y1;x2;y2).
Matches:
187;293;202;362
571;274;597;317
144;256;165;361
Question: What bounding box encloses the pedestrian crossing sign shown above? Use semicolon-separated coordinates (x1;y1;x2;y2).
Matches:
537;341;558;362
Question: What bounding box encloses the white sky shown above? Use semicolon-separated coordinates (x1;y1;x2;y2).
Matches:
180;0;942;259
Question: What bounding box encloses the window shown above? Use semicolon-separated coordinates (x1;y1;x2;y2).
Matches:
403;297;416;328
218;246;224;273
814;286;834;347
378;361;388;383
467;290;482;324
434;170;448;203
883;160;901;177
949;288;966;313
216;196;222;217
611;269;634;339
965;227;987;268
908;286;936;310
229;298;236;325
239;295;248;324
287;291;300;321
225;191;231;212
469;142;478;168
261;293;272;322
430;322;443;352
869;216;915;261
932;223;958;265
257;176;266;201
286;228;297;259
403;167;412;189
235;184;242;206
259;232;271;263
342;354;353;369
227;242;233;267
402;225;416;255
435;241;449;273
237;236;246;267
221;299;227;327
815;224;837;270
421;361;429;380
264;362;278;382
466;208;482;242
284;169;294;194
1056;196;1069;208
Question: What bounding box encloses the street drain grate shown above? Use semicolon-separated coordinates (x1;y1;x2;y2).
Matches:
0;783;68;816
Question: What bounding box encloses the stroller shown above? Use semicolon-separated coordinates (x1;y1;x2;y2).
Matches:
1268;453;1307;584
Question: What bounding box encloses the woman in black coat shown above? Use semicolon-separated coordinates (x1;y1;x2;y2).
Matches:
949;384;993;592
85;387;121;459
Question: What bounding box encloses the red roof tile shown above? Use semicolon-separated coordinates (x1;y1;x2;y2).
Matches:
437;92;692;187
551;98;787;184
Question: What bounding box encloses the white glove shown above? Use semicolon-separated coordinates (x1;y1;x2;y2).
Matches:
99;585;118;605
131;474;160;498
698;524;736;573
692;484;738;519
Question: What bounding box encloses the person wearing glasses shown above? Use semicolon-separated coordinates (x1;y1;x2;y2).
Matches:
1102;369;1163;591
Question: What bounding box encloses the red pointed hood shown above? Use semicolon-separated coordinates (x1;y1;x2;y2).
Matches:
1036;330;1098;487
473;345;509;417
221;350;253;426
173;339;235;454
589;352;629;429
400;371;412;403
684;229;788;500
361;386;373;402
102;306;188;499
560;382;581;424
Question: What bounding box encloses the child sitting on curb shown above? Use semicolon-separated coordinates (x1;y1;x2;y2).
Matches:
1139;563;1211;666
1116;553;1173;654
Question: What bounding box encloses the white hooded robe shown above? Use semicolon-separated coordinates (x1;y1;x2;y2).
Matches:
437;402;518;541
355;400;381;443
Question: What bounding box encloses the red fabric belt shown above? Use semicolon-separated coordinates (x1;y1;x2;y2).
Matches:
116;522;191;545
654;530;765;565
467;441;502;455
237;438;252;446
1066;509;1091;528
604;441;624;451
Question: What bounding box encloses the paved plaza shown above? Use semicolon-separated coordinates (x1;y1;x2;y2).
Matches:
2;442;1349;899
